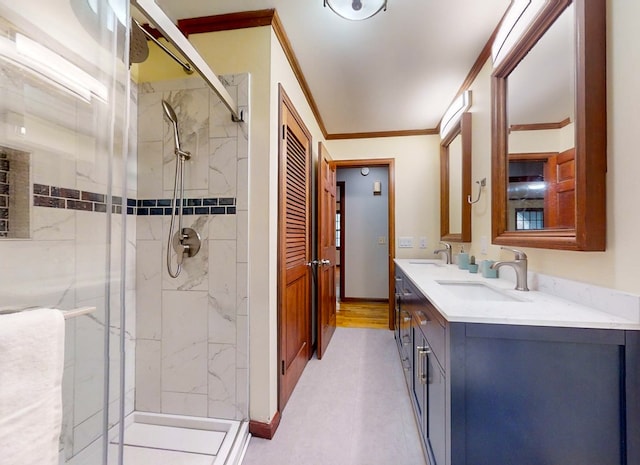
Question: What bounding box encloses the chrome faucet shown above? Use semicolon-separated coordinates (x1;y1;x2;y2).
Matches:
434;241;452;264
491;247;529;291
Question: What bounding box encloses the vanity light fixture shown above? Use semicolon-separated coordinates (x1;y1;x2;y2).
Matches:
323;0;388;21
440;90;472;140
0;33;108;104
491;0;547;67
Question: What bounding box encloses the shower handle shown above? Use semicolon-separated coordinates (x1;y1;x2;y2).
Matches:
172;227;201;264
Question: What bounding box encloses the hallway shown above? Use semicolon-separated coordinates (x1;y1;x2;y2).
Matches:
241;327;425;465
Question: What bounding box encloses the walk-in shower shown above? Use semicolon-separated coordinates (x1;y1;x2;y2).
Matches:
0;1;250;464
162;99;201;278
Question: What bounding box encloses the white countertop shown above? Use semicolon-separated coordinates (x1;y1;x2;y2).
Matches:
395;259;640;330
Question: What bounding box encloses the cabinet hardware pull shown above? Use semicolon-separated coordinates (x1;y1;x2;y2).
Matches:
417;345;431;385
416;310;430;325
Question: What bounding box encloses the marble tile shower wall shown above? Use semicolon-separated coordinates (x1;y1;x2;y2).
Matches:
135;74;249;421
0;68;136;463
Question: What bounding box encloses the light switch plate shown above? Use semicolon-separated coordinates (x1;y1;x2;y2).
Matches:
378;236;386;245
480;235;488;255
399;236;413;248
419;236;427;249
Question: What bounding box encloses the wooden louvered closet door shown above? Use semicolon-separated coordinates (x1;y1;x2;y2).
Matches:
278;88;312;411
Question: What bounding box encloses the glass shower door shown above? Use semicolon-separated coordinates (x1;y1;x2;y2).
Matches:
0;1;131;464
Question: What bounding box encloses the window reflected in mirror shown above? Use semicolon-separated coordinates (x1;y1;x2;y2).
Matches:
507;151;575;232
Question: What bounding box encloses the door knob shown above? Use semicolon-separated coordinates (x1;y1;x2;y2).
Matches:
320;259;331;266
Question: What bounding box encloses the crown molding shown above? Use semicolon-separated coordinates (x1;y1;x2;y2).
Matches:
327;128;439;140
510;117;572;132
142;8;497;141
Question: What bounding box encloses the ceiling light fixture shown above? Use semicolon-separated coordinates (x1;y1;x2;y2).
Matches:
324;0;388;21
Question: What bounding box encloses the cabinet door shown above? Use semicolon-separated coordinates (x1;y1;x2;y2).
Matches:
427;361;446;465
413;327;428;437
464;325;623;465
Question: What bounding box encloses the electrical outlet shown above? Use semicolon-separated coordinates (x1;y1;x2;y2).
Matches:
378;236;386;245
398;236;413;248
419;236;427;249
480;235;488;255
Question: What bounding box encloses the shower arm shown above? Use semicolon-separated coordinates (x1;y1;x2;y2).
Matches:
134;19;193;75
133;0;243;122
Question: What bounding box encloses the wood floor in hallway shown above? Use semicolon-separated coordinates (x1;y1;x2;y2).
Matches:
336;299;389;329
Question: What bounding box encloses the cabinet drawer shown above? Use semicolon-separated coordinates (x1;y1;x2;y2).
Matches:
413;303;446;369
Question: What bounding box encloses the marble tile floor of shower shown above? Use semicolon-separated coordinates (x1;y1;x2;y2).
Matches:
241;327;426;465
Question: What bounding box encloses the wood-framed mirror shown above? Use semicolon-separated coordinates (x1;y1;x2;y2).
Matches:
491;0;606;250
440;112;471;242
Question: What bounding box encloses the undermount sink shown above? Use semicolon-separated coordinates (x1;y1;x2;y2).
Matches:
436;280;525;302
409;260;443;266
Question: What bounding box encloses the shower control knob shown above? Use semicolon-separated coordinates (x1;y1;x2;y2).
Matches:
173;228;201;258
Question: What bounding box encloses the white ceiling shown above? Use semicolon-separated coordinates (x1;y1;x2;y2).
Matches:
153;0;511;135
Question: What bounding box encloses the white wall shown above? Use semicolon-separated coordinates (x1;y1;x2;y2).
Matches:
337;167;389;299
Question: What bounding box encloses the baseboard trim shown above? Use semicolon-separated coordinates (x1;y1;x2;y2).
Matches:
340;297;389;303
249;411;281;439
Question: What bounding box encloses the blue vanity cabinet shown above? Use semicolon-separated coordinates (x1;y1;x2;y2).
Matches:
449;323;640;465
394;267;640;465
413;316;447;465
396;271;447;465
395;276;413;385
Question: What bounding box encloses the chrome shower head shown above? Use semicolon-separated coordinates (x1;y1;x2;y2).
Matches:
161;100;178;125
162;100;181;149
130;19;149;65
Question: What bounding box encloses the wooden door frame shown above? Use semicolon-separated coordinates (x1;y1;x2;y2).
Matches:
336;181;345;301
333;159;396;330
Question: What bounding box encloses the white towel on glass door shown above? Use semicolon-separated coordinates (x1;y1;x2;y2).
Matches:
0;308;65;465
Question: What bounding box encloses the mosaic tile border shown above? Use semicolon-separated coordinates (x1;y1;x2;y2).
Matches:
0;154;8;237
32;183;236;216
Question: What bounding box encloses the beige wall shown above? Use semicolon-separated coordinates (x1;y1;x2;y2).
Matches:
465;0;640;294
509;122;574;153
326;135;441;259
